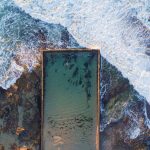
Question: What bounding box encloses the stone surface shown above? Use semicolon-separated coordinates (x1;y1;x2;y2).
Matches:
0;145;4;150
0;66;41;149
101;57;150;149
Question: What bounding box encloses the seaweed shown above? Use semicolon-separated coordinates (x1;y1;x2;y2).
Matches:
72;67;79;78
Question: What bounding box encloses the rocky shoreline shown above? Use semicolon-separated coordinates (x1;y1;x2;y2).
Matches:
0;55;149;150
100;57;150;150
0;65;41;150
0;1;149;148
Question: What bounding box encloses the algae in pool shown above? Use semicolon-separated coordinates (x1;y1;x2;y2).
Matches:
43;50;99;150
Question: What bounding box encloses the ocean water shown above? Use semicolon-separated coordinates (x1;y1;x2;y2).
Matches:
12;0;150;104
0;0;80;89
43;51;98;150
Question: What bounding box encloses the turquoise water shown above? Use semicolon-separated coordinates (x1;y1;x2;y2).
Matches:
43;51;98;150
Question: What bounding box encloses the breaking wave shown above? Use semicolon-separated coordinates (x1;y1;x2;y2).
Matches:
12;0;150;104
0;0;79;89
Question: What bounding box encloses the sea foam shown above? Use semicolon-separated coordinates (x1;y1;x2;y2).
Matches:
12;0;150;103
0;0;79;89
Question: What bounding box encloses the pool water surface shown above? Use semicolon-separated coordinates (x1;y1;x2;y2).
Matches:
43;50;99;150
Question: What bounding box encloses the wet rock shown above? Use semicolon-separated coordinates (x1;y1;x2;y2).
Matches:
0;145;4;150
100;56;150;149
0;65;41;149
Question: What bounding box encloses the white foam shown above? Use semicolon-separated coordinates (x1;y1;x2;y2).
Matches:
129;127;141;139
0;0;77;89
12;0;150;103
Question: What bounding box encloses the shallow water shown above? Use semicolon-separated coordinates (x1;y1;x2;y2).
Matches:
43;50;98;150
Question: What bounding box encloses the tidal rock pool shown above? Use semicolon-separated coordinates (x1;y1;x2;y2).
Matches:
42;50;99;150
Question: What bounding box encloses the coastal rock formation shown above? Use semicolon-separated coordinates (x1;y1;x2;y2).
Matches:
0;0;149;149
0;66;41;149
101;57;150;149
0;55;149;150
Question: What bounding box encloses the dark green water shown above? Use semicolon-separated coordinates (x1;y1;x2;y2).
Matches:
43;51;98;150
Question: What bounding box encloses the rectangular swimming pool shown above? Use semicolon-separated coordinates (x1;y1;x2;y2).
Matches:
42;49;100;150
